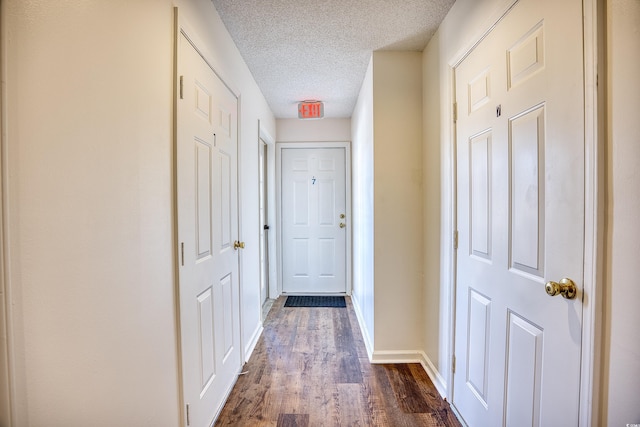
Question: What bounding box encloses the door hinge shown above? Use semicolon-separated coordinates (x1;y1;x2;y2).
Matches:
181;242;184;266
179;75;184;99
453;102;458;123
453;230;459;250
186;403;190;426
452;355;456;374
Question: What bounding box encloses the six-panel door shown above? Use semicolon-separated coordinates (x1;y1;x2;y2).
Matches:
281;147;347;294
177;33;241;427
453;0;585;425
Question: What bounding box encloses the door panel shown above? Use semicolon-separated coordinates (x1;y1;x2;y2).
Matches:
281;148;347;294
177;33;241;427
195;140;212;260
197;287;215;390
453;0;584;425
470;131;492;260
218;150;232;248
504;312;544;426
466;289;491;406
509;106;545;276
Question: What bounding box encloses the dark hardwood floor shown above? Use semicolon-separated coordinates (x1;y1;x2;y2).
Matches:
215;296;461;427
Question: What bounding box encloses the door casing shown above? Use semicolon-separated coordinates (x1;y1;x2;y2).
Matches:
276;141;352;296
259;122;278;302
444;0;603;425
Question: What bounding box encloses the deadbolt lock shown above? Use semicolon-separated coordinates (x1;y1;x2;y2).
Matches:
340;213;345;219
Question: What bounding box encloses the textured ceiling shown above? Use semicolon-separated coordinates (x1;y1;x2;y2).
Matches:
211;0;456;118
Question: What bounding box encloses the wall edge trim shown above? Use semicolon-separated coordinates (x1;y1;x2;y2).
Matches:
243;323;263;363
350;295;373;360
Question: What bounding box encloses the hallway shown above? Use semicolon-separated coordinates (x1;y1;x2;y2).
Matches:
215;297;461;426
3;1;638;425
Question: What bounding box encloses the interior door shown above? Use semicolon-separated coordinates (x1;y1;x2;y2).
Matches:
453;0;585;425
281;147;347;294
176;33;241;427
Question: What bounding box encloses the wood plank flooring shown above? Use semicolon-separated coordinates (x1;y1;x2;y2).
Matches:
215;296;461;427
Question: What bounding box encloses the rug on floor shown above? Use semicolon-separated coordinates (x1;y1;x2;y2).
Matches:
284;295;346;308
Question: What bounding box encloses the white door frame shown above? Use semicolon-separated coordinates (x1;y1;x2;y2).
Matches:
445;0;603;425
276;141;352;296
258;121;277;302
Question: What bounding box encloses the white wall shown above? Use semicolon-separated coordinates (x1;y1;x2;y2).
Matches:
351;52;424;360
276;118;351;142
351;58;375;355
4;2;179;425
2;0;275;425
602;0;640;424
421;31;444;388
371;52;423;354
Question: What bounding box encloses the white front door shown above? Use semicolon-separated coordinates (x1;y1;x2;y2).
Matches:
281;147;347;294
453;0;585;425
176;33;241;427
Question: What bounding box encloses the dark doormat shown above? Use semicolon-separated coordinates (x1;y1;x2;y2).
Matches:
284;295;346;308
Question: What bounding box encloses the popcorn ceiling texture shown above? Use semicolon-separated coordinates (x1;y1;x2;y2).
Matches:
211;0;455;118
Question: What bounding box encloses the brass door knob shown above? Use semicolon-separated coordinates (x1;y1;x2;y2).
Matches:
339;223;346;229
545;278;577;299
233;240;245;250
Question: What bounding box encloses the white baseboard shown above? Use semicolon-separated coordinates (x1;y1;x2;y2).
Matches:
348;297;450;403
350;295;373;360
243;322;263;363
370;350;424;364
417;351;448;399
370;350;448;400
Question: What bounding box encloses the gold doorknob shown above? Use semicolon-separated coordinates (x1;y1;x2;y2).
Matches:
545;278;577;299
233;240;245;250
339;223;346;228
